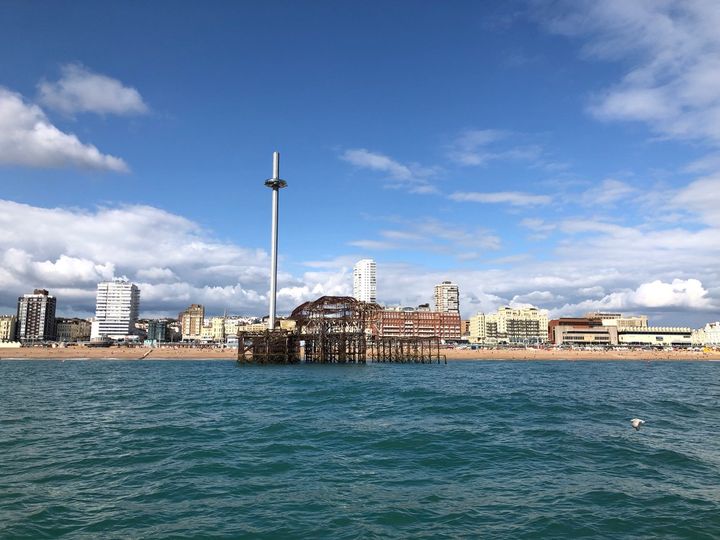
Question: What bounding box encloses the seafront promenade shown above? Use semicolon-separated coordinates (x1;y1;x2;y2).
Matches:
2;346;719;361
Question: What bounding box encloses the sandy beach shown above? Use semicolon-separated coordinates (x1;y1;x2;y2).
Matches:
2;345;719;361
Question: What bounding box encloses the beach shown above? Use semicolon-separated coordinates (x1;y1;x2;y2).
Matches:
2;345;718;361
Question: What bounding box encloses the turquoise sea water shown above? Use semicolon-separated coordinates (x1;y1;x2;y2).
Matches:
1;359;719;539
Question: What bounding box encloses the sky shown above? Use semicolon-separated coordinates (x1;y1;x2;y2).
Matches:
0;0;719;326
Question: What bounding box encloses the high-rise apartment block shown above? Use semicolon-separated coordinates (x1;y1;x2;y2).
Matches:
180;304;205;340
91;278;140;340
16;289;57;341
434;281;459;313
353;259;377;304
0;315;18;342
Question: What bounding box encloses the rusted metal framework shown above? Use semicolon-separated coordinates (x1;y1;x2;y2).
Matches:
291;296;380;363
369;336;445;364
236;295;446;365
237;329;300;364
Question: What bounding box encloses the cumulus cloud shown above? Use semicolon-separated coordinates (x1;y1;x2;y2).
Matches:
34;255;115;285
543;0;720;143
0;88;129;172
0;200;275;316
340;148;438;194
343;197;720;323
38;64;148;116
511;291;558;305
449;191;551;206
0;200;379;318
1;180;719;325
556;279;713;315
136;267;178;282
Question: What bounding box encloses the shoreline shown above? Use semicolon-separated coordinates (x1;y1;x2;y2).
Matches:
1;346;719;361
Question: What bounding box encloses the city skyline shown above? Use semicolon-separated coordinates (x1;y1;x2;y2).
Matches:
1;2;719;325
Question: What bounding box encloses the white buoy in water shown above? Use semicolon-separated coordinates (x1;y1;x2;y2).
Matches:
631;418;645;431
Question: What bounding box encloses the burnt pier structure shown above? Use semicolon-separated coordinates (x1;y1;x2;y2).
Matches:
237;296;445;364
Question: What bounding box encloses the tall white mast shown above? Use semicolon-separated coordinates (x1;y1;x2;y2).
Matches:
264;151;287;330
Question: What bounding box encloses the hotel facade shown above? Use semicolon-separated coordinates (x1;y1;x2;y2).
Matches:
373;307;461;341
470;306;549;345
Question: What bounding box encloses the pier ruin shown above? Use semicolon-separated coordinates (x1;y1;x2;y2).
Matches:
237;296;446;364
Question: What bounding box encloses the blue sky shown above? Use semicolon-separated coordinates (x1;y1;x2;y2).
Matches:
1;1;719;326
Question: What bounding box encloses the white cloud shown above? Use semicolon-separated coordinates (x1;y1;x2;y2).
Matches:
511;290;558;305
0;200;383;318
544;0;720;143
674;175;720;226
449;191;551;206
136;267;178;282
348;240;397;250
446;129;508;165
0;88;129;172
38;64;148;116
0;200;275;315
348;217;501;259
2;175;719;325
557;278;713;314
633;279;710;309
520;218;554;231
581;178;636;205
34;255;115;285
341;148;412;179
446;128;566;170
340;148;438;194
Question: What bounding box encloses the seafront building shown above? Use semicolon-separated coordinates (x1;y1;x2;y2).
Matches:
692;322;720;347
209;316;226;342
16;289;57;342
554;325;619;346
548;317;606;344
224;317;255;338
91;279;140;341
0;315;17;342
55;318;91;342
374;306;461;341
179;304;204;341
146;320;168;342
617;326;693;347
548;313;695;348
353;259;377;304
586;312;649;329
434;281;460;313
470;306;549;345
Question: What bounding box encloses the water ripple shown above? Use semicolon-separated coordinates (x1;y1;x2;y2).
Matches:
1;359;719;538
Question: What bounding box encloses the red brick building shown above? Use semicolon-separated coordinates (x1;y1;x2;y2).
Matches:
373;310;461;341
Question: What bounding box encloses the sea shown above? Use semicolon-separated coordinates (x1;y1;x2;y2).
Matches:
1;359;719;539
